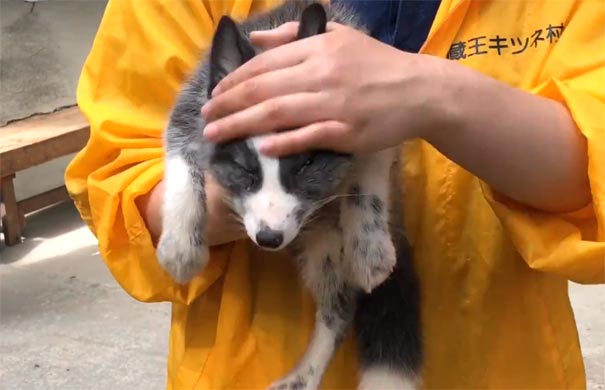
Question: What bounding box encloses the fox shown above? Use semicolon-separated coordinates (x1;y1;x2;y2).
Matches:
157;2;422;389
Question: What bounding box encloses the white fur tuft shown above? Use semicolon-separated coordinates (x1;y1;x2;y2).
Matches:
358;366;419;390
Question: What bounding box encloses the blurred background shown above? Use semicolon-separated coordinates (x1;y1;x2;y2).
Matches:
0;0;603;389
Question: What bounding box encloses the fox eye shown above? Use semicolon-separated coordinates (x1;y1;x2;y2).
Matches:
244;174;257;191
233;164;257;190
296;156;314;175
234;161;253;175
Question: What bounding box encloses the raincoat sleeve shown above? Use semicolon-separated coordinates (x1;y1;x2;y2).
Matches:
64;0;279;304
480;2;605;284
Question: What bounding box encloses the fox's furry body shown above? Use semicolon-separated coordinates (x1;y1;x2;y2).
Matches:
158;2;422;389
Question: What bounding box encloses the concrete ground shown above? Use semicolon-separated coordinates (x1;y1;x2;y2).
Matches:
1;202;603;389
1;0;107;126
0;203;170;389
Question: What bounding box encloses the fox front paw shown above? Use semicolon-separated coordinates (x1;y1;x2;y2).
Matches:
346;233;396;293
157;233;209;284
269;366;320;390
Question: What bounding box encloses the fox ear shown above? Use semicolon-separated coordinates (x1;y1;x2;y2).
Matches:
209;16;255;97
297;3;327;39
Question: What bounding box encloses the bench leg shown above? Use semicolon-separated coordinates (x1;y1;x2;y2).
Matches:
1;175;23;246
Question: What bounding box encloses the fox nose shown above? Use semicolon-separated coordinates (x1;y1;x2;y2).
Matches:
256;229;284;249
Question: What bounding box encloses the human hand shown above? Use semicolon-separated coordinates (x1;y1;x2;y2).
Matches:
201;22;448;156
203;19;591;214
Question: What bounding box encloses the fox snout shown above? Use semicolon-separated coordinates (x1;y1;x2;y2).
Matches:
255;228;284;249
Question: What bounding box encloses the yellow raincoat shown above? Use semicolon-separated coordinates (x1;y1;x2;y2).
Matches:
65;0;605;388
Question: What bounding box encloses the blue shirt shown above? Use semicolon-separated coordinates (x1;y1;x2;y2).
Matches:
332;0;441;53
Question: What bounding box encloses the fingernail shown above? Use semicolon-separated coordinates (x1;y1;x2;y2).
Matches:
211;85;222;97
204;123;218;139
201;102;210;118
259;141;275;155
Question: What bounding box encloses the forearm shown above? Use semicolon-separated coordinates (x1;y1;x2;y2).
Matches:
136;178;244;247
425;58;591;213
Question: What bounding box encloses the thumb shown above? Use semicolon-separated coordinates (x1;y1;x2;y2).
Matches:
250;22;300;49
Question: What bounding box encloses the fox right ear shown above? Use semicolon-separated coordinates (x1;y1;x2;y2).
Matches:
297;3;328;40
209;16;255;97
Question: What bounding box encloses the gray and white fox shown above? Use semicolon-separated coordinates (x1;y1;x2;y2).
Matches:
157;2;422;389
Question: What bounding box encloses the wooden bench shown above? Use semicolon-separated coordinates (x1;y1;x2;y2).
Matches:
0;107;90;246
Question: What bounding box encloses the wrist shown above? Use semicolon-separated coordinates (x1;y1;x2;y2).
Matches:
400;54;464;144
420;56;497;149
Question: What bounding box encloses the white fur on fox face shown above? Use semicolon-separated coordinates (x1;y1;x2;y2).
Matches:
242;137;301;250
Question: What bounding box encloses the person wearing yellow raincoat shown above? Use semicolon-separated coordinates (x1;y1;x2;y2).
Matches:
65;0;604;388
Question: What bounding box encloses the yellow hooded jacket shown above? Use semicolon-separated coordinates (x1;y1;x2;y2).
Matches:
65;0;605;388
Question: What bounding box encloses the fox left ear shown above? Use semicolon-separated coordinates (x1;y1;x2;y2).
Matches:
297;3;328;39
208;16;256;97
